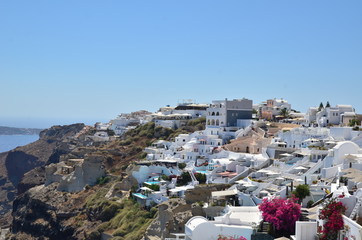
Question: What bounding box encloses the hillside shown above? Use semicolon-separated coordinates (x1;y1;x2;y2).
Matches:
0;124;85;226
0;126;43;135
6;118;206;239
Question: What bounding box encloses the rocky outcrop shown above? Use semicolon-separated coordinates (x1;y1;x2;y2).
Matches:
17;166;45;195
184;184;231;204
0;124;86;226
10;184;81;240
144;198;193;240
45;155;106;192
144;184;231;240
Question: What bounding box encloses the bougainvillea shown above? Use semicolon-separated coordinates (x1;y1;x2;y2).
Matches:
318;198;346;240
258;196;301;233
217;236;247;240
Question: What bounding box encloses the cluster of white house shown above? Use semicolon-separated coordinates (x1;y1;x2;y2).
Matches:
93;98;362;240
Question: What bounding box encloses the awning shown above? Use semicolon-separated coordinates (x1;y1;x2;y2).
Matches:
140;187;154;192
211;189;238;198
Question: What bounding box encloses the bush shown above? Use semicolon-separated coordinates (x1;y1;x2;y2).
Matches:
145;184;160;191
307;200;314;208
178;163;186;170
85;191;123;222
177;172;192;186
292;184;310;203
96;176;111;185
148;207;158;218
88;230;101;240
100;199;155;240
259;196;301;235
161;174;169;181
195;173;207;184
99;201;123;221
319;198;346;240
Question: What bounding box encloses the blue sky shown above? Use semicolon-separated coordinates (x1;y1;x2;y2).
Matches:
0;1;361;128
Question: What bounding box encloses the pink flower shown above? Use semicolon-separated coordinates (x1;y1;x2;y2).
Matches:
258;196;301;233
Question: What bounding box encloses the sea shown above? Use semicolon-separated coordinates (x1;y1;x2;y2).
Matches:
0;135;39;153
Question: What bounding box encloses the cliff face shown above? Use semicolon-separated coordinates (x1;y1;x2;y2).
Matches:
7;122;207;239
0;123;85;226
11;184;78;240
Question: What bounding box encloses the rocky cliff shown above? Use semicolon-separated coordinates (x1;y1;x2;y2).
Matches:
144;184;231;240
6;121;207;239
0;123;85;226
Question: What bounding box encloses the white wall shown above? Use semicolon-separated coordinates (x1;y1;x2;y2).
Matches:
295;221;317;240
341;216;362;240
190;222;253;240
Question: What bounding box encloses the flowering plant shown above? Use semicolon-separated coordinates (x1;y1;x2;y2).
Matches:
318;198;346;240
258;196;301;233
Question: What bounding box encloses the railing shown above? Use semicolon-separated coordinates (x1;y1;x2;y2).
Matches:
350;197;362;220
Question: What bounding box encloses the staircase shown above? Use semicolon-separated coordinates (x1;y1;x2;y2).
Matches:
228;167;251;184
254;158;273;170
235;126;252;139
301;159;323;178
188;170;199;186
350;197;362;220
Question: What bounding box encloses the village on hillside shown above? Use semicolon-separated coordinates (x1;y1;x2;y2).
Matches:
49;98;362;240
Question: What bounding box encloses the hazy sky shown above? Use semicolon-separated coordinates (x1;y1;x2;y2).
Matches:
1;1;361;128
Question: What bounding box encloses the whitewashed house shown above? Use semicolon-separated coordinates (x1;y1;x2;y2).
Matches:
185;206;262;240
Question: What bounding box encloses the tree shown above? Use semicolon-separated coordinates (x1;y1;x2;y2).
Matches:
348;118;359;127
292;184;310;204
259;196;301;236
178;162;186;170
280;108;290;118
318;102;324;111
326;101;331;108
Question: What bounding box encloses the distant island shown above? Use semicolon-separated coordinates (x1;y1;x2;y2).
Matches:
0;126;43;135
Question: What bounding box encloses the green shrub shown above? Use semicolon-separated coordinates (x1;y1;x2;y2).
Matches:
145;184;160;191
307;200;314;208
96;176;111;185
195;173;207;184
99;199;156;240
88;230;101;240
178;163;186;170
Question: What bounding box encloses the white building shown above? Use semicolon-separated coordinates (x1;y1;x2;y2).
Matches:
277;127;330;149
259;98;291;120
185;206;261;240
306;104;355;127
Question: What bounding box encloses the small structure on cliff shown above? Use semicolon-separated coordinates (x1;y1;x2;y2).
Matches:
45;155;105;192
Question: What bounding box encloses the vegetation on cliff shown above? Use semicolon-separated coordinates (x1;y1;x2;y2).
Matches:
8;118;206;239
